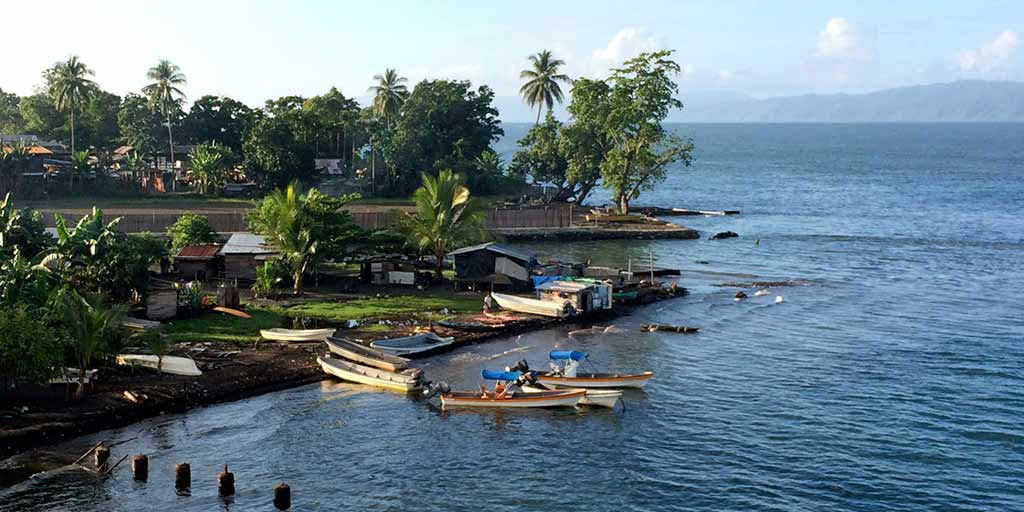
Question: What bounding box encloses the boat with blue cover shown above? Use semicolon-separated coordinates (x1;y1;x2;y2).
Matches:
431;369;585;409
510;351;654;389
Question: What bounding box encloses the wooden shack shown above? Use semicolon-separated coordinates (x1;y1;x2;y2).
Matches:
220;233;277;281
535;280;613;315
449;242;537;292
175;244;222;281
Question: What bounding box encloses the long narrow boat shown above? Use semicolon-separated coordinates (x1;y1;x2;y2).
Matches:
260;328;336;342
521;385;622;408
517;350;654;389
115;354;202;376
325;337;409;372
490;292;569;318
440;389;585;408
370;333;455;357
317;355;422;392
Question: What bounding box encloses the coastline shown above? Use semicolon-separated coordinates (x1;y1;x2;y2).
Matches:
0;286;684;460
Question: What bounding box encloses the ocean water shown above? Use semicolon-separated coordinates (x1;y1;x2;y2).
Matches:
3;123;1024;511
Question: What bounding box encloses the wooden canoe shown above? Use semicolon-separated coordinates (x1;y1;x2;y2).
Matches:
260;328;336;342
370;333;455;357
115;354;202;377
439;389;585;408
537;371;653;389
213;306;252;319
325;337;409;372
317;355;421;392
521;385;621;408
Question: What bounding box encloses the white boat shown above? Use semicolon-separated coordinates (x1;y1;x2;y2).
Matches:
325;337;410;372
260;328;336;342
317;355;422;392
513;350;654;389
491;292;569;318
439;389;584;408
49;368;99;385
522;385;622;408
115;354;202;376
370;333;455;357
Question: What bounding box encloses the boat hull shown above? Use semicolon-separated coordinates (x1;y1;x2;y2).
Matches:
115;355;202;376
522;385;621;408
440;389;584;408
317;356;420;392
370;333;455;357
491;292;568;318
261;328;336;342
537;372;653;389
325;337;409;371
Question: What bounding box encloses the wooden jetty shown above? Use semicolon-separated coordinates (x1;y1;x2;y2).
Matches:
634;206;741;217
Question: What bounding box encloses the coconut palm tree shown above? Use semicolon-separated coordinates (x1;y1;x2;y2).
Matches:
142;60;187;171
45;56;96;154
52;289;128;399
519;50;571;124
247;181;318;295
367;69;408;129
403;170;486;281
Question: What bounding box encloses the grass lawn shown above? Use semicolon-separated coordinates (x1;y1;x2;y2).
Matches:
278;295;480;323
165;307;283;344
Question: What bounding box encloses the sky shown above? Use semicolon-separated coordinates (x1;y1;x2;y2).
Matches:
1;0;1022;120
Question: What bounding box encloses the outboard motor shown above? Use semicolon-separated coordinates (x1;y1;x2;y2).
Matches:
505;359;531;373
512;371;538;388
421;381;451;399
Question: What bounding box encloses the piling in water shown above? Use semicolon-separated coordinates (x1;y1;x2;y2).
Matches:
94;445;110;470
218;465;235;496
274;483;291;510
175;463;191;490
131;454;148;481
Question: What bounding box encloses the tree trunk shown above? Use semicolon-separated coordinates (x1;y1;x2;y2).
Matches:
70;109;76;155
292;269;303;296
619;193;630;215
535;105;542;125
434;251;445;283
76;366;86;400
166;114;176;192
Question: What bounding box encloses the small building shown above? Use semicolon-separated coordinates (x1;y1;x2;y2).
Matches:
449;242;537;292
535;280;613;315
175;244;223;281
220;233;277;281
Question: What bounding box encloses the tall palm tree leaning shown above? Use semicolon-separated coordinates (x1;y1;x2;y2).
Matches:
403;170;486;282
367;68;408;129
46;55;96;155
519;50;571;124
142;60;187;173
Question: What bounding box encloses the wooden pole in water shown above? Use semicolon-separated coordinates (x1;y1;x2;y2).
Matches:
274;483;291;510
131;454;148;481
73;441;103;466
94;445;110;471
218;465;235;496
175;463;191;490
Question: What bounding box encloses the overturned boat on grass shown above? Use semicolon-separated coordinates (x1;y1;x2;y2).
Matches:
490;292;570;318
260;328;336;342
115;354;203;377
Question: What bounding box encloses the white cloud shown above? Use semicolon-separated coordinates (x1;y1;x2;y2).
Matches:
584;28;662;77
801;18;878;89
814;17;877;64
955;30;1019;75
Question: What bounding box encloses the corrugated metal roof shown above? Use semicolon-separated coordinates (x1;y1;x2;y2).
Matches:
176;244;223;260
448;242;535;262
220;233;276;255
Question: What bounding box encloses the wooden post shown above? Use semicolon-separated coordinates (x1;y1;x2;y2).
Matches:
274;483;291;510
94;445;110;471
73;441;103;466
131;454;148;481
175;463;191;490
218;465;235;496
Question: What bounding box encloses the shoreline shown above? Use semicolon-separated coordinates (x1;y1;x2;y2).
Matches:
0;287;684;460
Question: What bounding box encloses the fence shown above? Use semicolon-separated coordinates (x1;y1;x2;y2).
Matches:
42;205;576;233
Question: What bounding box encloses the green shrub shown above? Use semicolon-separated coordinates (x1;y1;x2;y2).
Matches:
0;306;65;387
167;212;218;251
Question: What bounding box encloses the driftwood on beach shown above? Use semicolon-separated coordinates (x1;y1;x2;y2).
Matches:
642;323;701;334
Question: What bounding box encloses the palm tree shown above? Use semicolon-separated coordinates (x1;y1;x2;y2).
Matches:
52;289;128;399
247;181;317;295
45;56;96;154
403;170;486;281
367;69;408;129
142;60;187;172
68;150;91;192
519;50;571;124
187;142;228;195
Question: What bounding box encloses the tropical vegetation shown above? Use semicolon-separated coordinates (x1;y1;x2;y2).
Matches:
519;50;571;124
44;56;96;154
401;170;486;280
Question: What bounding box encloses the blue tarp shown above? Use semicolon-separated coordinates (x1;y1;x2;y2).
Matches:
549;350;587;361
531;276;565;288
482;369;522;381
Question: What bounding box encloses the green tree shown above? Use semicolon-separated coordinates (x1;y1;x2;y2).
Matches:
45;55;96;154
143;59;187;166
187;142;233;195
77;90;122;149
19;93;66;142
0;305;65;386
117;93;163;157
0;250;58;309
183;95;255;154
508;111;599;204
167;212;218;251
568;50;694;214
242;116;318;190
383;80;503;195
52;289;128;398
402;170;485;281
0;192;53;261
0;143;32;197
304;87;360;157
519;50;571;124
0;88;25;134
368;69;408;129
68;150;92;192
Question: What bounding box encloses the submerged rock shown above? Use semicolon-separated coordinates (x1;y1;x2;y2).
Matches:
712;231;739;240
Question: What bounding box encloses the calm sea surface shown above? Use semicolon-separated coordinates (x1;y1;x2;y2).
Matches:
3;123;1023;511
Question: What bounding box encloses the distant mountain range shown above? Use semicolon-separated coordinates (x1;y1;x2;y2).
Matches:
496;81;1024;123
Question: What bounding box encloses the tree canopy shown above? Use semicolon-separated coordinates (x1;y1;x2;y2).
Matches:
183;95;255;154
